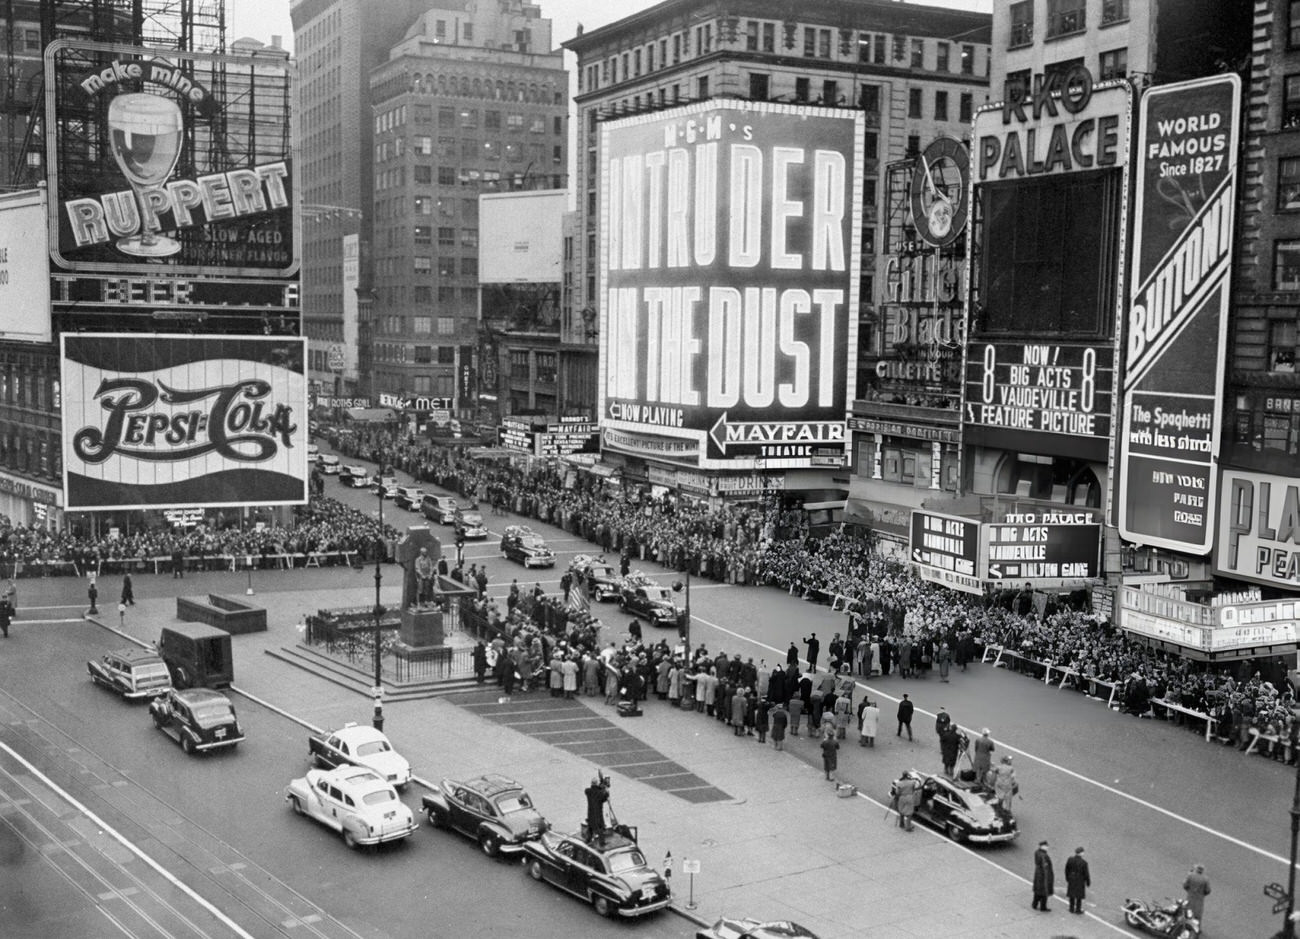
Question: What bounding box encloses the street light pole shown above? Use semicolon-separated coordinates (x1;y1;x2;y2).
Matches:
372;485;385;732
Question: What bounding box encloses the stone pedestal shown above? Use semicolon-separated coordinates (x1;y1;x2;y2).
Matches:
399;607;444;648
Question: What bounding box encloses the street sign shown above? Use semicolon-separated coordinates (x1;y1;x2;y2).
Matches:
683;858;701;874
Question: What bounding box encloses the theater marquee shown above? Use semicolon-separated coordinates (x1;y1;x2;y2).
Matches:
598;101;862;469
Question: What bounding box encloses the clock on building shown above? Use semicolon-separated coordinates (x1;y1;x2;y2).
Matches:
909;137;971;248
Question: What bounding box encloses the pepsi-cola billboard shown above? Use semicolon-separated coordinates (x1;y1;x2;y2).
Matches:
61;334;308;510
599;101;862;469
45;39;298;279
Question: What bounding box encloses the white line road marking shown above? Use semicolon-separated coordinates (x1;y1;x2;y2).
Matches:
692;610;1294;869
0;741;259;939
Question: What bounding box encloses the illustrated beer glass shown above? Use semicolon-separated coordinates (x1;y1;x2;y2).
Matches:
108;92;183;257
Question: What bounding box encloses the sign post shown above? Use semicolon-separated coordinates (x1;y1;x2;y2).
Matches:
682;857;701;910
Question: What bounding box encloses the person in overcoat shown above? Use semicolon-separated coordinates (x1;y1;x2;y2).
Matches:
768;666;787;704
755;698;770;744
788;694;804;736
990;755;1018;812
972;728;995;782
770;703;788;750
858;698;879;747
667;661;682;706
730;686;748;735
820;734;838;779
1032;841;1055;910
1064;847;1091;914
939;724;961;778
1183;863;1210;923
892;773;920;829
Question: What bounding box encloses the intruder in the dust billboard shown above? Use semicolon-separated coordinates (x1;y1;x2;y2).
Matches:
107;92;184;257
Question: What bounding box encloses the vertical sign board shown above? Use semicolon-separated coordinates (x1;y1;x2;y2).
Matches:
1216;468;1300;591
0;189;53;343
61;334;308;510
982;512;1101;584
599;101;862;469
1118;74;1241;552
909;510;983;595
341;234;359;381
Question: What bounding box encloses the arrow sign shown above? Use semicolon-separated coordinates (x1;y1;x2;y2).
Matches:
709;412;844;454
988;564;1003;579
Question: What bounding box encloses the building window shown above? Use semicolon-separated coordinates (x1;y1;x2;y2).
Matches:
1275;240;1300;290
908;88;922;118
438;317;455;335
438;107;454;127
874;34;886;63
911;39;924;69
860;85;880;112
414;225;431;245
893;35;905;62
1048;0;1087;38
960;92;974;122
1286;76;1300;130
907;135;921;155
961;44;975;74
864;132;878;159
863;227;876;254
438;167;456;185
459;109;478;128
1010;1;1034;48
509;350;529;377
414;316;432;334
1270;320;1298;372
536;353;557;383
1102;0;1130;26
1099;48;1128;81
24;29;40;51
1279;158;1300;210
414;165;432;184
414;346;433;364
414;196;432;214
415;256;432;273
749;73;770;100
436;346;455;365
822;80;839;104
697;76;709;98
438;226;455;246
935;90;949;120
936;42;950;72
795;77;810;102
804;27;816;57
762;23;775;52
747;21;759;50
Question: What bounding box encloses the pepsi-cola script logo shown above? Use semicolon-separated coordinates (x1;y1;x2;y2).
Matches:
73;377;296;464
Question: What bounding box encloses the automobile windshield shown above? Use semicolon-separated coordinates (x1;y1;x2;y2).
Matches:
361;789;397;806
606;848;647;874
355;740;392;757
495;793;533;814
191;704;235;727
461;513;483;525
520;535;547;549
136;664;171;680
651;589;673;603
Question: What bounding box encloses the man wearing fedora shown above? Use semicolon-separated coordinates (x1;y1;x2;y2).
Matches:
1032;840;1055;911
1065;846;1091;914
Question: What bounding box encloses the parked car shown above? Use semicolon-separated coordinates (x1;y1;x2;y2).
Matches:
421;774;548;857
308;722;412;789
394;486;425;511
453;506;489;540
318;453;340;474
501;525;556;568
889;769;1018;844
522;829;671;918
341;465;371;487
421;494;459;524
619;580;680;628
149;688;244;754
285;765;418;850
307;443;319;459
696;918;822;939
87;647;172;700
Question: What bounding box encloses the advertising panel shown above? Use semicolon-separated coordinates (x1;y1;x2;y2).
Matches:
599;101;862;469
966;71;1131;463
1216;468;1300;590
342;233;359;380
0;189;53;343
909;510;982;594
45;39;297;278
61;334;308;510
498;419;535;453
479;191;566;283
983;511;1100;582
1117;74;1241;553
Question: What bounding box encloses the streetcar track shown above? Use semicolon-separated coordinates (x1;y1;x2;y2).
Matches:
0;684;366;939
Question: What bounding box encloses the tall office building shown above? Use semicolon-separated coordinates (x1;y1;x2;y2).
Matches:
365;1;567;420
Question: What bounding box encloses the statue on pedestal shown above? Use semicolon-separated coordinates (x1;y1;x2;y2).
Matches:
396;527;442;610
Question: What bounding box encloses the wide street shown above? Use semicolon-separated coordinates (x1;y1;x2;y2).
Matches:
0;447;1294;938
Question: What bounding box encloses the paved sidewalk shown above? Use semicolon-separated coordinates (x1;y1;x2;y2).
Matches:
85;584;1119;939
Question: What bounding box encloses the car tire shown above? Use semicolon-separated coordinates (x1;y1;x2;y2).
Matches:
478;830;500;858
173;668;190;690
181;735;195;755
592;894;613;918
527;859;544;881
290;796;304;816
1173;927;1194;939
152;712;166;729
343;828;359;850
426;806;443;828
946;823;964;843
1123;910;1141;928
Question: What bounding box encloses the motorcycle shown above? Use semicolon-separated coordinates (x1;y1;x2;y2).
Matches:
1122;897;1201;939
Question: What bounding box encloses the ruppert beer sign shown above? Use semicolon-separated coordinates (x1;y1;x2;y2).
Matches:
61;334;308;510
45;39;297;278
598;101;862;469
1118;74;1241;553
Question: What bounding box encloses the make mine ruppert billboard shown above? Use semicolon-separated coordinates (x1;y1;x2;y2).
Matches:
598;102;862;469
1118;74;1241;553
45;39;297;278
1216;469;1300;591
61;335;308;510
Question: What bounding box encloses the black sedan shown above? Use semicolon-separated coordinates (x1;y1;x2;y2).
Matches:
149;688;245;755
521;830;671;918
501;525;556;568
421;773;548;857
88;647;172;700
890;769;1018;844
620;582;680;628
